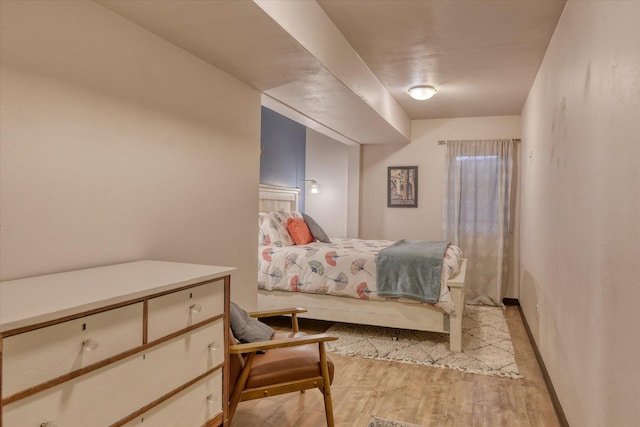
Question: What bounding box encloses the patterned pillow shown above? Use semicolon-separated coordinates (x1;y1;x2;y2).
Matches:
258;212;289;246
258;211;303;246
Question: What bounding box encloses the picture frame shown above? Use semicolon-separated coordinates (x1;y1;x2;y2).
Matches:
387;166;418;208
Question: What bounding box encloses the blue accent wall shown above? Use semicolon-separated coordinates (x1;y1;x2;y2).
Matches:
260;106;306;210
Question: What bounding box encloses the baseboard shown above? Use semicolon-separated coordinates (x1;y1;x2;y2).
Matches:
517;305;570;427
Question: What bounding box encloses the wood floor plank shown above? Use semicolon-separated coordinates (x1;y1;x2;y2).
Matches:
230;306;560;427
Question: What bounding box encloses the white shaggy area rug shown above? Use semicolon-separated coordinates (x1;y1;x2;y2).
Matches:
325;305;522;378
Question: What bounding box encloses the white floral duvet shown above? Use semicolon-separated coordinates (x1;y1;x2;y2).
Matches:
258;238;463;314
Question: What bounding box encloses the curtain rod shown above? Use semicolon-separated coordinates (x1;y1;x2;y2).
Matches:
437;138;521;145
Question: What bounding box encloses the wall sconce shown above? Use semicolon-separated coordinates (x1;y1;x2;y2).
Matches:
300;179;319;194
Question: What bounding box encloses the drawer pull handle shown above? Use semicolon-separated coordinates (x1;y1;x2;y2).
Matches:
40;422;58;427
82;338;99;351
190;303;202;314
206;394;217;404
208;342;219;351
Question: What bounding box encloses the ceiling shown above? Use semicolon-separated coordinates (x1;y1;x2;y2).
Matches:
97;0;566;145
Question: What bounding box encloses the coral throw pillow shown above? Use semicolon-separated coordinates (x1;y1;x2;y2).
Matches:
287;218;315;245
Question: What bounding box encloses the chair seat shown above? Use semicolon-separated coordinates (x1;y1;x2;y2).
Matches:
227;307;337;427
246;331;335;389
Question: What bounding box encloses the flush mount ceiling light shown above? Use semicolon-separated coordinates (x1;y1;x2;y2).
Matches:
408;85;438;100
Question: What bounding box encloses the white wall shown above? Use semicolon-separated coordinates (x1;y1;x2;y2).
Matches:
0;1;261;309
304;128;350;238
346;144;361;238
520;1;640;426
360;116;521;297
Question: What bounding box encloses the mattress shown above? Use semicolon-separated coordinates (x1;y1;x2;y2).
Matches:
258;238;462;313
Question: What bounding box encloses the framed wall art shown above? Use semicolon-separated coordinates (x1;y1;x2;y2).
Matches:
387;166;418;208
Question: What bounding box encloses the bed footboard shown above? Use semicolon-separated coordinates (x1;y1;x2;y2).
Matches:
258;258;467;352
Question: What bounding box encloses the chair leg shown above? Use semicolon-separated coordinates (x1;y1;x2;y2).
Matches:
321;384;335;427
228;352;256;423
318;343;335;427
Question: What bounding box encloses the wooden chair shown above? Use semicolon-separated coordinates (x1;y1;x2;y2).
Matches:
227;307;338;426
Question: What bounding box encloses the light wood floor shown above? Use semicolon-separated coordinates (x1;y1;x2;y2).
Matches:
230;306;560;427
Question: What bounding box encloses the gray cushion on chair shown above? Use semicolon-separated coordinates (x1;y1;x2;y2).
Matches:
230;302;275;343
302;213;331;243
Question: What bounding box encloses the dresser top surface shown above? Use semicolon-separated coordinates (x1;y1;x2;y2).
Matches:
0;260;236;333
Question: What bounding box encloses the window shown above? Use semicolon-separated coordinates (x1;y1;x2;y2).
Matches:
453;155;500;233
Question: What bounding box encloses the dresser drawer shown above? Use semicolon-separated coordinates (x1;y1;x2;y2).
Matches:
3;320;224;427
3;349;148;427
142;319;224;394
2;302;143;397
123;370;222;427
147;279;224;342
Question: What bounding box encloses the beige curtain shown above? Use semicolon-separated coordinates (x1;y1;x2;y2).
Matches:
443;139;515;305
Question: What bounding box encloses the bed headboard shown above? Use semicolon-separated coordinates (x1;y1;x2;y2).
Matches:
259;184;299;212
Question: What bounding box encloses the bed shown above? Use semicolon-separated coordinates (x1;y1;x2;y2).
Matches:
257;184;467;352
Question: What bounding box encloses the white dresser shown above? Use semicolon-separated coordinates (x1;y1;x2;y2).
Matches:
0;261;235;427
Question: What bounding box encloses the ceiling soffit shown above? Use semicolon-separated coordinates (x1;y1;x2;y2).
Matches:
97;0;411;145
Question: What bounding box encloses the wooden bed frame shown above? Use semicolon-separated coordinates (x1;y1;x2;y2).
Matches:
257;184;467;352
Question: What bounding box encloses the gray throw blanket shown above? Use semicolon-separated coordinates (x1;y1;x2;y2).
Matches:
376;240;449;303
